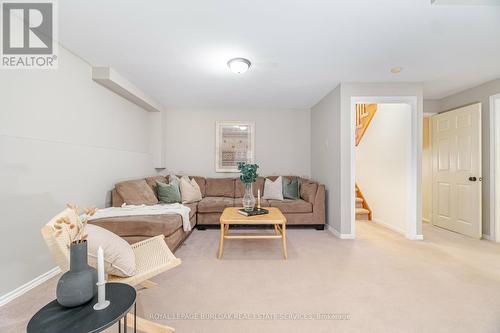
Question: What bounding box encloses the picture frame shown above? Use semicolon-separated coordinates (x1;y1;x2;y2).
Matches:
215;121;255;173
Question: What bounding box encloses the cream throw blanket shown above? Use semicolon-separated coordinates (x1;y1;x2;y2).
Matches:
89;203;192;232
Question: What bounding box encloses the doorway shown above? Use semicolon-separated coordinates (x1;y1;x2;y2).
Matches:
355;103;412;234
350;96;420;240
431;103;482;238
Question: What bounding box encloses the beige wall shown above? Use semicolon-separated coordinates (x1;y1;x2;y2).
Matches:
311;85;342;231
422;117;432;223
356;104;412;234
162;108;311;178
0;46;156;296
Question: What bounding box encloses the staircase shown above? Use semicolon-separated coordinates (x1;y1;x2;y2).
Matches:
355;103;377;221
356;103;377;146
355;184;372;220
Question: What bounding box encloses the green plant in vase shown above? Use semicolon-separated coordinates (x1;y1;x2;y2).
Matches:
238;162;259;211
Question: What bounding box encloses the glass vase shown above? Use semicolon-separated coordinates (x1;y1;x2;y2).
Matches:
242;182;256;212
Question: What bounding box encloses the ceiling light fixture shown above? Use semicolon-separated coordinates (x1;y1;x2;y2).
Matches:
390;67;402;74
227;58;251;74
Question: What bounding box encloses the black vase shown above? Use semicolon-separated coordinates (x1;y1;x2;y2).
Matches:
56;240;97;307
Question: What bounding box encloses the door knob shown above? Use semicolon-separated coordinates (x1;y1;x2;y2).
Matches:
469;176;477;182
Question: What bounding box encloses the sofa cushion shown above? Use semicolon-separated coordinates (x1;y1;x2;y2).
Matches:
205;178;235;197
156;179;181;204
197;197;234;213
145;175;167;195
191;176;206;197
242;198;269;207
89;214;181;238
268;199;313;213
116;179;158;205
235;177;265;198
299;179;318;203
183;202;197;219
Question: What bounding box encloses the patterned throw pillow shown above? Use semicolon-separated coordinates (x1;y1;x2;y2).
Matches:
262;176;284;200
156;176;181;203
282;177;300;200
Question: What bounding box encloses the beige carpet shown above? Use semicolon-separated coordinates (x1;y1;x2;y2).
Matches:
2;221;500;333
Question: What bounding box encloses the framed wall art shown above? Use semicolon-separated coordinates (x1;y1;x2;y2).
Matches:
215;121;255;172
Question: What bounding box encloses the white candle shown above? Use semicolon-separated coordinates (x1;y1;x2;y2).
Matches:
93;246;110;310
257;189;261;209
97;246;105;283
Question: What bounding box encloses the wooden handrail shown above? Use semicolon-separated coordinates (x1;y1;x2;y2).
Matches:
355;104;377;146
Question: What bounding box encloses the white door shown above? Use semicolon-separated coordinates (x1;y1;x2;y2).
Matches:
431;103;482;238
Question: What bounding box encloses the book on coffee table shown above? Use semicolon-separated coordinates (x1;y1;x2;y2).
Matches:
238;208;269;216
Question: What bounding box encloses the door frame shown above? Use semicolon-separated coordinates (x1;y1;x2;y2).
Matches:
350;96;421;240
490;93;500;242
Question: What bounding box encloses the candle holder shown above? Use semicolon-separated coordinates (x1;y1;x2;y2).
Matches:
93;281;110;310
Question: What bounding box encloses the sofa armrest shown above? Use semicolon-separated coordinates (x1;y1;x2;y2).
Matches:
313;184;326;225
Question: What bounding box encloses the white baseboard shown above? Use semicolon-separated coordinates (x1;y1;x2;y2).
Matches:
371;218;406;235
408;234;424;240
327;224;355;239
0;267;61;307
482;234;492;241
371;219;424;240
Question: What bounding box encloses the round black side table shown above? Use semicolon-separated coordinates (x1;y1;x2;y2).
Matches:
27;282;137;333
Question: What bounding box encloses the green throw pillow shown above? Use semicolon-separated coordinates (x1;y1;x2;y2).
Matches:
156;177;181;204
282;177;299;200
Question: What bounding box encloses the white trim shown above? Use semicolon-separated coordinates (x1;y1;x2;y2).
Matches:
422;218;431;223
371;218;407;235
490;94;500;242
408;234;424;241
482;234;492;241
350;96;420;241
371;218;424;240
0;267;61;307
326;224;355;239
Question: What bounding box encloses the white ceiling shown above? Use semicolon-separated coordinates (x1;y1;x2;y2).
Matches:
59;0;500;109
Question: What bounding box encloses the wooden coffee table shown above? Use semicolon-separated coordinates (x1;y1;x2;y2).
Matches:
218;207;288;259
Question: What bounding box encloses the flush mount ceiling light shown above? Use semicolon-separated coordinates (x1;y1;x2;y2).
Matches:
227;58;251;74
390;67;403;74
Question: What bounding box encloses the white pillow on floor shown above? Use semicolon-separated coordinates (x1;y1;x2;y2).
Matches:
262;176;284;200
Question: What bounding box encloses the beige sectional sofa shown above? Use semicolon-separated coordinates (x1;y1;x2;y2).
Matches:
89;175;325;251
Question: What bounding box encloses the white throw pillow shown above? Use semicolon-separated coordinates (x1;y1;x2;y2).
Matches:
179;176;202;203
262;176;284;200
86;224;136;277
